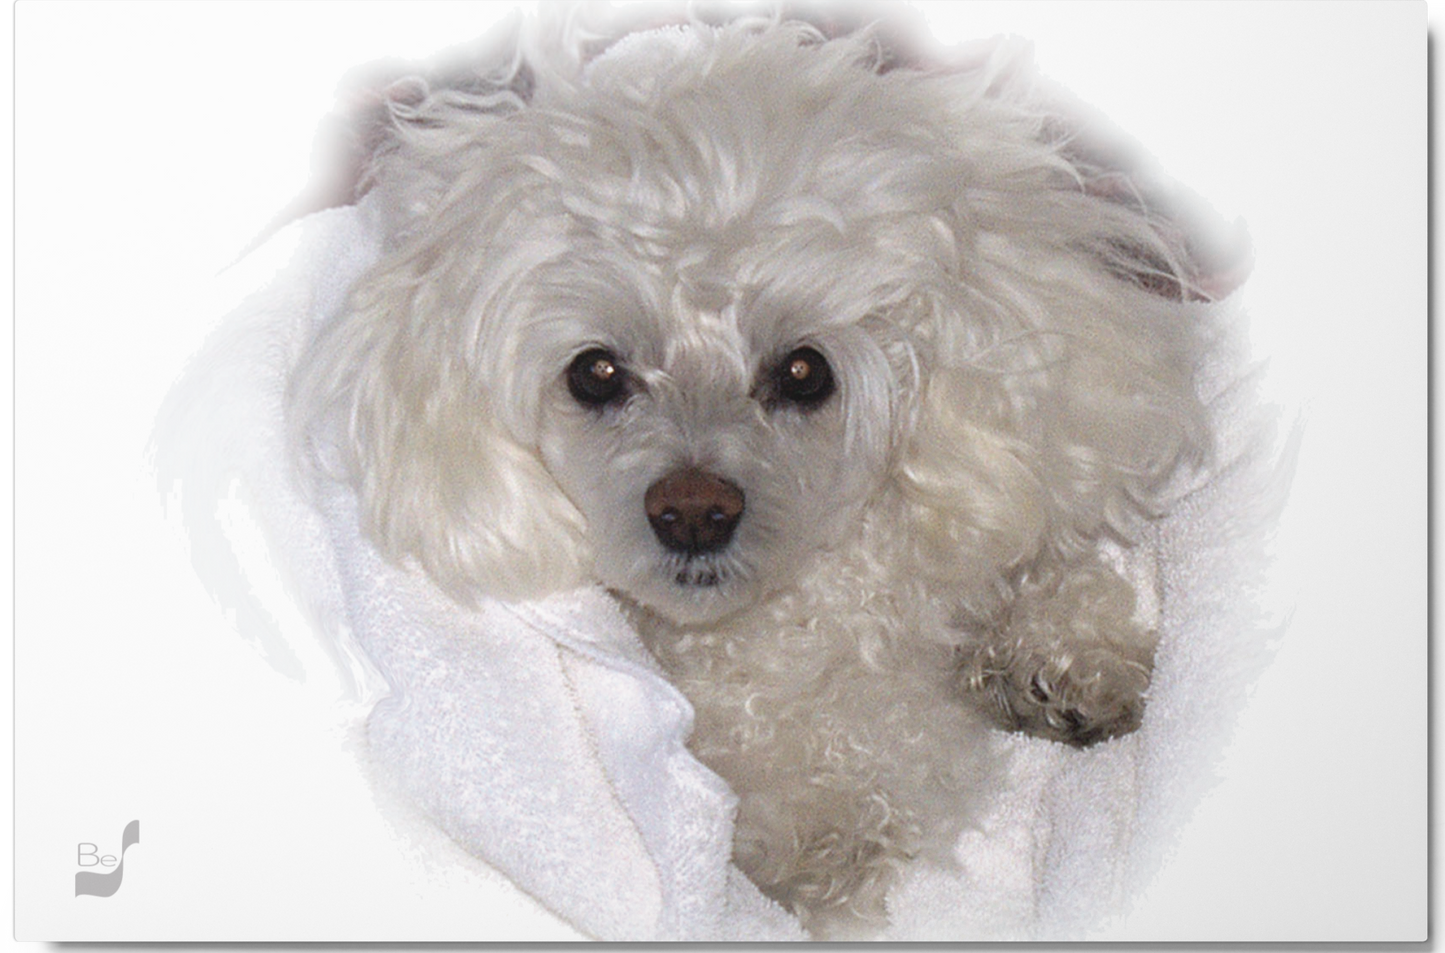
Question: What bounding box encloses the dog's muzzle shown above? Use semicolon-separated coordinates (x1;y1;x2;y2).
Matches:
645;467;745;557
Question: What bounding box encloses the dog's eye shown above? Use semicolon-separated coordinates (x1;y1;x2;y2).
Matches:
775;346;835;408
566;348;629;407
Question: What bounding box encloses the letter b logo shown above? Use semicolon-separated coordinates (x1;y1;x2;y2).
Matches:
74;821;139;898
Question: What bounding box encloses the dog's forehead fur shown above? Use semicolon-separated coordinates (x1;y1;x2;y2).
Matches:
389;22;1059;405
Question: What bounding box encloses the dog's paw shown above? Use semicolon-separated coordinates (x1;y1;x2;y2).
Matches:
959;643;1152;747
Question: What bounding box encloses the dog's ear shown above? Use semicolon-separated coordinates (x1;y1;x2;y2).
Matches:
290;256;591;605
889;40;1242;602
280;9;603;604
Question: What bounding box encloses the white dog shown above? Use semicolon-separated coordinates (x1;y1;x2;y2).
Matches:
289;5;1228;936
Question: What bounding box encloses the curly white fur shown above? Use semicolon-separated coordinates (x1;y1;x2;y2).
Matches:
288;7;1219;937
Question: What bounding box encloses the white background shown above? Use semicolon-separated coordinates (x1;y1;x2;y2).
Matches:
6;0;1428;945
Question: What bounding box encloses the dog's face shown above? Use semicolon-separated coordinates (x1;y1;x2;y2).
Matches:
374;27;987;625
523;250;910;625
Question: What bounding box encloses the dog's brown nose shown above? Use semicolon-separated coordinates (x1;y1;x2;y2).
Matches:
645;468;745;555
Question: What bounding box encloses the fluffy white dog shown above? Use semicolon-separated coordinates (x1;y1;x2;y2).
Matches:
289;4;1230;936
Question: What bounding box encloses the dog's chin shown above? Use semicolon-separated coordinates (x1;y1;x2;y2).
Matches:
609;555;762;628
